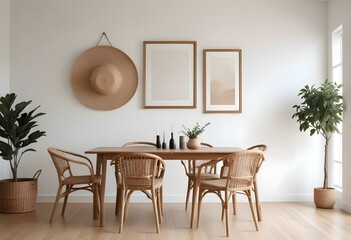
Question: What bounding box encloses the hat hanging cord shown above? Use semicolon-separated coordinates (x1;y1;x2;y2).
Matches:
96;32;113;47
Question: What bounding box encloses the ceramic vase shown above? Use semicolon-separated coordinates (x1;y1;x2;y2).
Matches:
187;138;201;150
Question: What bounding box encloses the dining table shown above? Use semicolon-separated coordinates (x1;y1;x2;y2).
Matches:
85;146;243;227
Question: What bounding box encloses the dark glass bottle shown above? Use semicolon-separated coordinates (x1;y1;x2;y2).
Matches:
162;132;167;149
156;135;161;148
169;132;176;149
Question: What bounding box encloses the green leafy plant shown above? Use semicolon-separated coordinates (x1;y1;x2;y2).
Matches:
292;80;343;189
181;122;210;139
0;93;46;182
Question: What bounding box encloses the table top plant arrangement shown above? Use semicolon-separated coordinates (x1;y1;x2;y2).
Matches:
181;122;210;149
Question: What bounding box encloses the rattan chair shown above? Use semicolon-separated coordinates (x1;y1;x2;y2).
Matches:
48;147;102;223
180;142;219;211
196;150;264;237
111;142;157;215
113;152;166;233
231;144;267;220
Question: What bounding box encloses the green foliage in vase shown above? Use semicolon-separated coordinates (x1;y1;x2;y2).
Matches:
0;93;46;182
292;80;343;189
181;122;210;139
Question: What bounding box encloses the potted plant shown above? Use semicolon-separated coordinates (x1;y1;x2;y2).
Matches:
181;122;210;149
0;93;46;213
292;80;343;208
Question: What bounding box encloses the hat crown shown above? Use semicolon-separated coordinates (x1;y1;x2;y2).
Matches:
90;64;122;95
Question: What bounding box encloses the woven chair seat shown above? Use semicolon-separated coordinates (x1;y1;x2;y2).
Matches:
62;175;102;185
117;178;163;190
187;172;219;180
201;179;252;191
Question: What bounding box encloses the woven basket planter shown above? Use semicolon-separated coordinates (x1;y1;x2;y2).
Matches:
0;170;41;213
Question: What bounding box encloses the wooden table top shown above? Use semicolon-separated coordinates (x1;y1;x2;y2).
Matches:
85;147;243;160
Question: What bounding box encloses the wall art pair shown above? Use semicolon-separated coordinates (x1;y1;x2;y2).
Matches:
143;41;242;113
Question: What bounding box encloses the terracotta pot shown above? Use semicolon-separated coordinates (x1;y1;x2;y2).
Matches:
314;187;336;209
187;138;201;150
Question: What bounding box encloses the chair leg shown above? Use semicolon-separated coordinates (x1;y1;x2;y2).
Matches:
221;204;224;221
124;190;134;222
115;172;119;215
119;189;125;233
151;189;160;233
98;185;103;224
93;184;100;218
157;188;163;223
92;185;97;219
253;181;262;221
160;186;164;216
117;188;123;216
223;192;235;220
61;185;70;216
115;189;119;215
225;191;230;237
196;186;204;228
247;190;259;231
232;192;237;215
185;179;192;211
50;185;62;223
92;183;101;220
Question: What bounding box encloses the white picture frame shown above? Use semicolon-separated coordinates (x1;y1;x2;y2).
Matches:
144;41;197;108
203;49;242;113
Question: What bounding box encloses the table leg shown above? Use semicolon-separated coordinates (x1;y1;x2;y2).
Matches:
190;159;198;228
93;154;102;220
190;178;198;228
99;154;107;227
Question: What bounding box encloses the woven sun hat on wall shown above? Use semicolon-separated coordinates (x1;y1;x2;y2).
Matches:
71;44;138;111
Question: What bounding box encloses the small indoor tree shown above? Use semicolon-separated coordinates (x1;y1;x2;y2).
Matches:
0;93;46;182
292;80;343;208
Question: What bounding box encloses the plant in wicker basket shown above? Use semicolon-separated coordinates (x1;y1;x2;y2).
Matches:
292;80;343;208
0;93;46;181
0;93;46;213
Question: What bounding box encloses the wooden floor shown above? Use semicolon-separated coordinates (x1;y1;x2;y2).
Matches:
1;202;351;240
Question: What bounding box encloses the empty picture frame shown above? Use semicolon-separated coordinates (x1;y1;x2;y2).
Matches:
203;49;242;113
144;41;197;108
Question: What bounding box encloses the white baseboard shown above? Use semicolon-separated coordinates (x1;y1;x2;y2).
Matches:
37;193;313;203
340;201;351;213
334;190;351;213
260;194;313;202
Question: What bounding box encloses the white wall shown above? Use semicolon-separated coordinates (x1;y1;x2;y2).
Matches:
10;0;327;202
328;0;351;212
0;0;10;180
